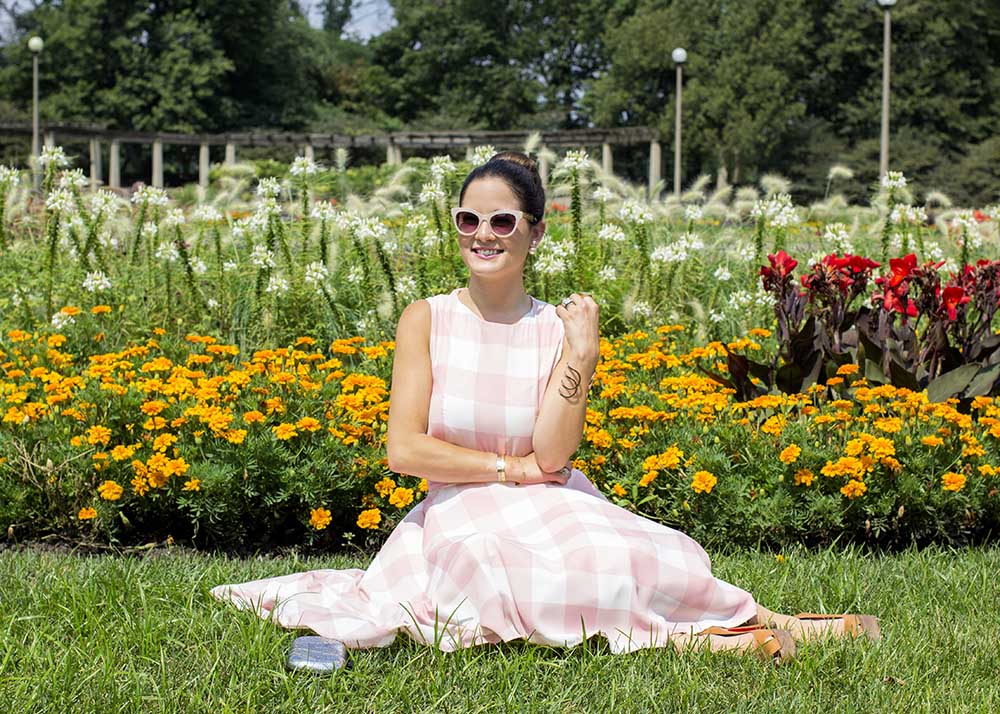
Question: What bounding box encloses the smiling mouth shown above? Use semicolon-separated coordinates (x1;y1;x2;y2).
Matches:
472;248;504;256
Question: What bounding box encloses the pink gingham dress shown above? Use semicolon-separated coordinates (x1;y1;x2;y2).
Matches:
210;287;757;653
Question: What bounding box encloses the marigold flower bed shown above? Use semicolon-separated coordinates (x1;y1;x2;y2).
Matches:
1;322;997;549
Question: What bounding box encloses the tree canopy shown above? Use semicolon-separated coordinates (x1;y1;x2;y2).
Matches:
0;0;996;202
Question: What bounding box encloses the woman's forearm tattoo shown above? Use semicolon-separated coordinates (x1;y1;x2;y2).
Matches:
558;363;583;400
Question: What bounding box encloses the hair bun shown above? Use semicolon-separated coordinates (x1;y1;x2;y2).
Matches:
488;151;539;176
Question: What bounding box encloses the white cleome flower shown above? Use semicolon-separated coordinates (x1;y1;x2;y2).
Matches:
0;165;21;188
709;309;725;323
206;298;219;309
88;190;119;217
396;275;418;298
618;199;653;225
430;156;456;184
823;223;854;253
193;205;223;223
82;271;112;292
191;258;208;275
289;156;320;177
592;186;615;203
304;261;328;287
713;266;732;282
684;204;704;221
154;241;179;262
471;145;496;167
39;146;70;168
598;224;627;243
750;194;797;228
422;230;446;249
354;217;389;243
265;274;289;295
249;244;276;269
533;251;567;275
597;265;617;281
162;208;185;228
889;204;928;225
309;201;337;221
130;184;169;207
346;265;364;285
557;150;590;173
51;311;75;329
223;259;238;272
45;189;74;214
630;300;652;319
58;168;88;190
881;171;907;190
418;181;445;205
141;221;158;241
255;177;282;199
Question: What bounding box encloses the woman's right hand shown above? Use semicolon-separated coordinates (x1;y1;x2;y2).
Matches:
510;454;571;485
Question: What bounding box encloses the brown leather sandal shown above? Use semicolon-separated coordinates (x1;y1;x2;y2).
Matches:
794;613;881;641
697;625;796;664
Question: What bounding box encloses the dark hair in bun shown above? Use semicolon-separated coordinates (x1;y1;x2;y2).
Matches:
459;151;545;223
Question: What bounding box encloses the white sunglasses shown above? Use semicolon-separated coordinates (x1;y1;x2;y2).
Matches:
451;207;537;237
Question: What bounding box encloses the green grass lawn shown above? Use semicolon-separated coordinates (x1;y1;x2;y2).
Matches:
1;545;997;713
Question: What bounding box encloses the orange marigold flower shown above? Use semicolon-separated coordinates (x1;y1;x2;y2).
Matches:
91;305;112;314
389;487;415;509
638;470;659;487
836;364;860;376
921;435;944;447
243;410;265;424
86;425;112;446
78;507;98;520
375;477;396;497
59;305;81;316
612;483;627;497
418;479;428;492
794;468;815;486
691;470;717;494
296;416;322;432
310;507;332;530
357;508;381;529
941;471;966;492
840;479;867;499
97;480;123;501
182;479;201;491
272;423;298;440
779;445;801;464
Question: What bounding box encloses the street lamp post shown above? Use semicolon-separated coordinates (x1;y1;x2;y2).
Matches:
28;35;44;190
877;0;896;179
672;47;687;198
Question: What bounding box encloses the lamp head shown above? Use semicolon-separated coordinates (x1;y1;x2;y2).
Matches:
672;47;687;64
876;0;897;7
28;36;44;53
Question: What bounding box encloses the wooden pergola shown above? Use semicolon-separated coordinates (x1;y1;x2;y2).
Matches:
0;122;664;192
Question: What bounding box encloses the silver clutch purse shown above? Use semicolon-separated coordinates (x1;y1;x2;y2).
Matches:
286;636;352;673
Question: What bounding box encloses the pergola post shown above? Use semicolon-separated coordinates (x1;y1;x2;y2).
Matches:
198;142;210;190
303;144;315;161
602;143;613;174
152;138;163;188
539;146;549;186
109;139;121;190
465;145;474;161
224;143;236;166
43;131;54;149
386;141;401;166
648;140;662;197
89;139;102;191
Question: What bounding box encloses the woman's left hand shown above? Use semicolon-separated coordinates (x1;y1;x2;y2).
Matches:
555;293;600;370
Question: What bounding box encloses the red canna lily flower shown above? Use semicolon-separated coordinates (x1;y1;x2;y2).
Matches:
940;286;971;321
768;250;798;278
887;254;918;288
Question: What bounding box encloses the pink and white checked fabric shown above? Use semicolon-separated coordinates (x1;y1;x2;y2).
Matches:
210;287;757;654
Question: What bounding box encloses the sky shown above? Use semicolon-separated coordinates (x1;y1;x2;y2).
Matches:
304;0;396;39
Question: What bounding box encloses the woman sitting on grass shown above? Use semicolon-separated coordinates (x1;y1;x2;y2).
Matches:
211;151;879;668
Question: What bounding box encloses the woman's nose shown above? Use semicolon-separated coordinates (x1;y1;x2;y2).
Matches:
476;220;495;240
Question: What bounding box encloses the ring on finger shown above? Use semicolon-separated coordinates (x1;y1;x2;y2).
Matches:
561;297;576;308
